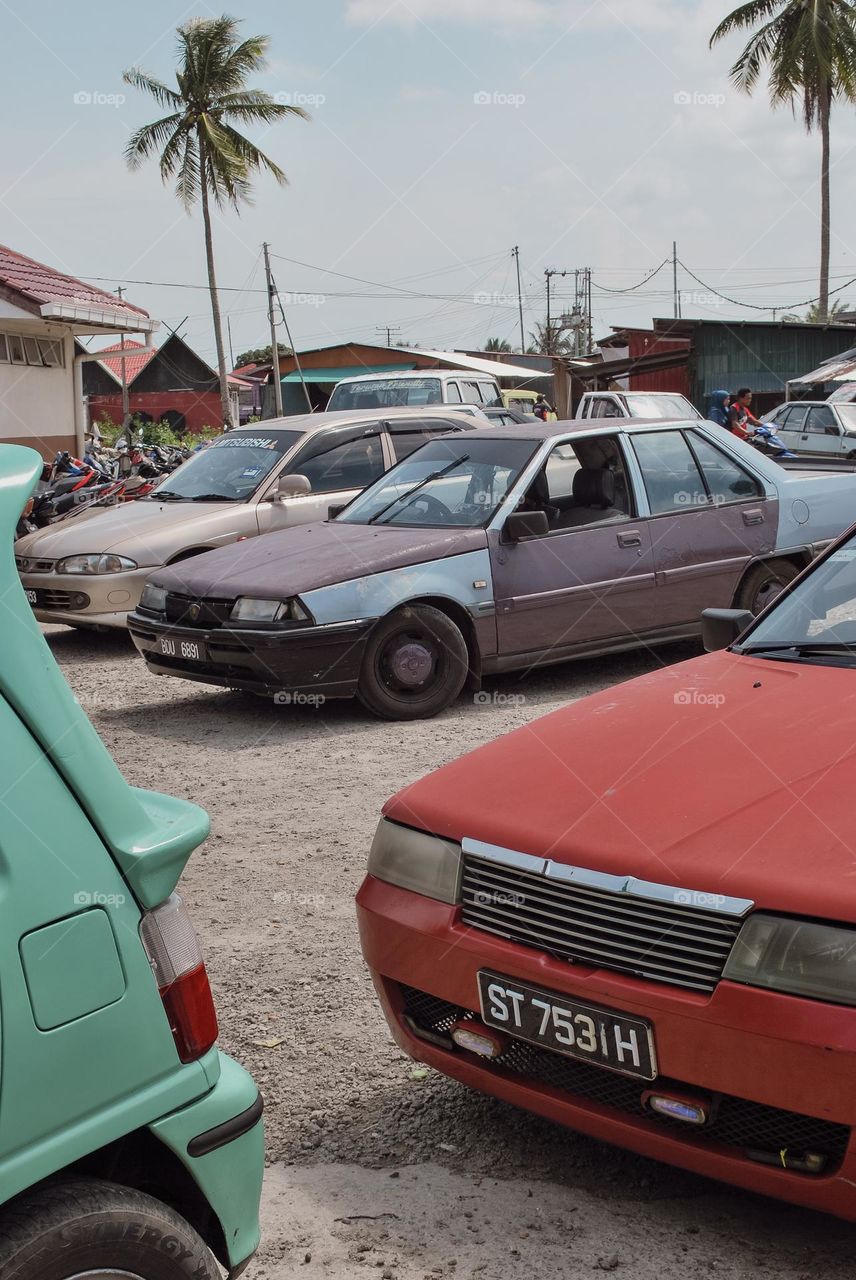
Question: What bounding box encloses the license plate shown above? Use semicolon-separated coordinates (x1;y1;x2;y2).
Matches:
155;635;207;663
478;971;657;1081
25;589;38;606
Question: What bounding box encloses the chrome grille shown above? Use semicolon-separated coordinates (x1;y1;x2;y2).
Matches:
460;844;749;994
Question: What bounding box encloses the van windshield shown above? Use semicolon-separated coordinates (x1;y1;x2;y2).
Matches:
144;430;302;502
328;378;442;410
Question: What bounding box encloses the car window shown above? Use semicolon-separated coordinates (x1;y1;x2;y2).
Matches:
446;381;463;403
631;431;708;514
743;535;856;653
624;393;695;419
688;433;760;503
327;378;442;410
389;422;463;462
805;406;840;435
144;430;303;502
784;405;808;431
459;380;484;405
290;433;385;493
476;382;503;408
518;437;631;532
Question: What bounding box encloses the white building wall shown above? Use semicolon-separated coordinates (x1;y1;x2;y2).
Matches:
0;298;76;454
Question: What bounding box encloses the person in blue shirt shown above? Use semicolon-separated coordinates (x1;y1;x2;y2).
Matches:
708;389;730;428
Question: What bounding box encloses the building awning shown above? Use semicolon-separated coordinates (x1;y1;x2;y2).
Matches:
282;363;416;384
789;356;856;385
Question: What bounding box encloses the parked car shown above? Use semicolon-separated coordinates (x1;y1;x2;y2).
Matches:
502;388;539;414
15;408;480;629
127;418;856;718
0;443;264;1277
762;400;856;459
356;521;856;1221
326;369;503;412
577;390;701;420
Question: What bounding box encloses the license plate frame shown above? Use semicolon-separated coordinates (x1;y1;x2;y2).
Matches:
477;971;657;1081
155;634;208;664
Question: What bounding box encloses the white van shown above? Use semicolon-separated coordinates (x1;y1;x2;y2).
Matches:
327;369;503;412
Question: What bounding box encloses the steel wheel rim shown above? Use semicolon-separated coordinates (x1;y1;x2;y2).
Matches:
379;628;443;696
753;577;785;614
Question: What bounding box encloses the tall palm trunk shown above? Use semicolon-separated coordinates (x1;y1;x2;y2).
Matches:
819;85;832;321
199;134;234;428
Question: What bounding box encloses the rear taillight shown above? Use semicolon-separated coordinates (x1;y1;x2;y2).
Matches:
140;894;218;1063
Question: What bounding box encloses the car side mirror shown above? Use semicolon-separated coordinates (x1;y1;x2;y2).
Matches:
276;473;312;499
328;503;346;520
701;608;755;652
504;510;550;542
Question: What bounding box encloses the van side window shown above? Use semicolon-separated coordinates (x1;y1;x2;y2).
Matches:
477;382;502;408
446;381;463;403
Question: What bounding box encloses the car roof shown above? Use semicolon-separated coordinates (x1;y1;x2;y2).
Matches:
332;370;498;385
452;416;710;442
229;408;481;438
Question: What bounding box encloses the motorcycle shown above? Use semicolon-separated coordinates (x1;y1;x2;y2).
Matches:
748;423;797;460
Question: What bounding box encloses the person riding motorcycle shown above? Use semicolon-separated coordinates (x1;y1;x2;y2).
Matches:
707;389;731;428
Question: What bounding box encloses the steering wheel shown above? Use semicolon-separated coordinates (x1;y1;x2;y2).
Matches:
401;493;452;522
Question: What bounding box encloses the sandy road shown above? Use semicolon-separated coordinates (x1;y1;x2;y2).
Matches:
44;624;856;1278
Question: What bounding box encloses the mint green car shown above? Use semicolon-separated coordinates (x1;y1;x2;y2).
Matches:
0;445;264;1277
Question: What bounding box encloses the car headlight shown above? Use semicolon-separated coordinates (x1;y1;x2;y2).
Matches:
139;582;167;613
723;913;856;1005
229;596;313;624
57;554;138;575
367;818;461;904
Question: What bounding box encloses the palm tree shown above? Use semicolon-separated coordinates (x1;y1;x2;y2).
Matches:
484;336;512;352
710;0;856;320
527;320;575;356
123;16;308;426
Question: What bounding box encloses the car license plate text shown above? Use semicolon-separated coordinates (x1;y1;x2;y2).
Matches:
25;589;38;606
156;635;205;663
478;972;657;1080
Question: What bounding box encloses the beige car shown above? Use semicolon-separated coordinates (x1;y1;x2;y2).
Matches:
16;408;480;629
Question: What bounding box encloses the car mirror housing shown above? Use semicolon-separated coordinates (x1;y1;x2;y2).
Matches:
328;503;346;520
504;510;550;542
276;473;312;499
702;608;755;652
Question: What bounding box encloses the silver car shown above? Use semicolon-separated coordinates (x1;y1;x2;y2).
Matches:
15;408;479;629
763;400;856;459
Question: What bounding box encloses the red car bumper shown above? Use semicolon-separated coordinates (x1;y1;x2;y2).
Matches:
357;874;856;1220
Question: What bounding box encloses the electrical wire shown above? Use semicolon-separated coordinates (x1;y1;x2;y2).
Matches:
678;259;856;313
591;259;671;294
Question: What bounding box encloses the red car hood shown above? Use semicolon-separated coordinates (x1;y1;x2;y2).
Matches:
385;651;856;922
153;521;487;598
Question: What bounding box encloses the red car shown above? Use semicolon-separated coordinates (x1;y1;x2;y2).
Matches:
357;530;856;1219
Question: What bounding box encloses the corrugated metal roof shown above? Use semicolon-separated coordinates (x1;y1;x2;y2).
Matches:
282;363;416;384
410;348;537;378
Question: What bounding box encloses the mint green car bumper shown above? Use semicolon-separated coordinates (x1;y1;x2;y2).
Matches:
150;1053;264;1274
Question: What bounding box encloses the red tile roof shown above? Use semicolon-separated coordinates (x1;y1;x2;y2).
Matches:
95;340;157;383
0;244;149;319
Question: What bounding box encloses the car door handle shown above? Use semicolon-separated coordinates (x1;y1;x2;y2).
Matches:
742;509;764;526
617;530;642;548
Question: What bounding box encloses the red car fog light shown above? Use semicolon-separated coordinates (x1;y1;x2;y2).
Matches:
140;894;218;1063
643;1090;710;1127
450;1020;506;1059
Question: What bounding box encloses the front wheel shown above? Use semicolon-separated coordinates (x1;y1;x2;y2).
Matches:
737;559;799;615
357;604;470;720
0;1177;220;1280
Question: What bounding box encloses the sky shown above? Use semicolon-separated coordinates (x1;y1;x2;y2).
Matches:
3;0;856;366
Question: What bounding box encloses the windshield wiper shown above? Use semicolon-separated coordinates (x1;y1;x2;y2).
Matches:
145;489;187;501
740;641;856;659
187;492;239;502
367;454;469;525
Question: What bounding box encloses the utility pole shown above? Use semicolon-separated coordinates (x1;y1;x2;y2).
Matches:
512;246;525;353
226;315;235;370
115;286;131;437
263;242;284;419
673;241;679;319
545;269;570;353
376;325;401;347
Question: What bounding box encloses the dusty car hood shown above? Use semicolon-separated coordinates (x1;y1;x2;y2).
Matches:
152;521;488;598
385;651;856;921
15;498;250;565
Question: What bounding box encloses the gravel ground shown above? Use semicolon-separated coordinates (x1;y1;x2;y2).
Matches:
44;624;856;1278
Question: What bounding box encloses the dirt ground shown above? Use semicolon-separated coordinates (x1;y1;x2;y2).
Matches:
45;624;856;1279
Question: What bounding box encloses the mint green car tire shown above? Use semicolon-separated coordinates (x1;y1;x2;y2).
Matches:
0;1177;219;1280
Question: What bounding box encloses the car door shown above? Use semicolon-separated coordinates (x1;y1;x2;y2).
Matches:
798;404;845;456
628;428;774;626
774;404;805;452
256;423;388;531
491;435;656;658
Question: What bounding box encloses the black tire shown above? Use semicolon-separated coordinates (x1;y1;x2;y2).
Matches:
737;559;800;615
357;604;470;720
0;1177;219;1280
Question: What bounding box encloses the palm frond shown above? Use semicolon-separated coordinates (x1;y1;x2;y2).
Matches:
124;114;184;169
215;93;309;127
710;0;783;46
122;68;181;109
218;123;287;184
175;133;200;209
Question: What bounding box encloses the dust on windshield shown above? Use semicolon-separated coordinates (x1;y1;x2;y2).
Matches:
740;542;856;661
147;431;303;502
